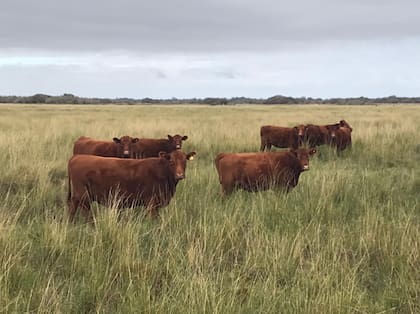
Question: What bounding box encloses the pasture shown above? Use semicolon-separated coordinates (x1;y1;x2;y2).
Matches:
0;104;419;313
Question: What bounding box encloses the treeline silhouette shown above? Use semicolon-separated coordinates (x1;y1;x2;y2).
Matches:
0;93;419;105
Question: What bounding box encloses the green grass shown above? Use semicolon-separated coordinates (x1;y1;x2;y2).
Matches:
0;104;419;313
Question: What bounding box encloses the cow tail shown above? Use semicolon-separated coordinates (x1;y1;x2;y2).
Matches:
214;153;225;180
260;126;268;151
214;153;225;167
67;174;72;202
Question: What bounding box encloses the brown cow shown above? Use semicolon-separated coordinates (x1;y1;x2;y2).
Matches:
73;136;139;158
215;148;316;195
329;124;352;152
301;121;351;147
260;126;299;151
133;134;188;158
67;150;196;221
301;124;331;147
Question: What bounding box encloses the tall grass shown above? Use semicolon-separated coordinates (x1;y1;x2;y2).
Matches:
0;104;419;313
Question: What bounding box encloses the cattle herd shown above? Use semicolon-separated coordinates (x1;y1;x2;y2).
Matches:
67;120;352;222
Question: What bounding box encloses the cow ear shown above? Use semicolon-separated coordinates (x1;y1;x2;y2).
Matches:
167;135;173;140
113;137;121;143
132;138;139;143
186;152;196;161
182;135;188;141
159;151;170;160
309;148;317;155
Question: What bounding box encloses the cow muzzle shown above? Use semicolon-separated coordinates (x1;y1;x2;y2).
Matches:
176;144;181;149
175;173;185;180
302;165;309;171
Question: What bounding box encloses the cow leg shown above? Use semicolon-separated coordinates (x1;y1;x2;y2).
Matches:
68;198;79;223
76;190;93;223
80;200;93;223
148;207;160;219
145;205;160;219
265;143;272;151
68;197;92;223
260;139;266;151
144;196;161;219
221;183;234;196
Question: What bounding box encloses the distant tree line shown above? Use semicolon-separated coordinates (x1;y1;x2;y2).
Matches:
0;93;419;105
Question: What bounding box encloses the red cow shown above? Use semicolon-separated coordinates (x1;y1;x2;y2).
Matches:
73;136;139;158
215;148;316;195
260;126;299;151
300;121;349;147
329;124;352;152
133;134;188;158
67;150;196;221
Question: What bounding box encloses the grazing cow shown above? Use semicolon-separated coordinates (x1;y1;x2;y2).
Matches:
260;126;299;151
67;150;196;221
73;136;139;158
329;124;352;152
133;134;188;158
215;148;316;195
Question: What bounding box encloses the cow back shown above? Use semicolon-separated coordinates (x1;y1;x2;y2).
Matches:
73;137;118;157
215;151;303;193
68;155;176;207
260;125;298;149
133;138;171;158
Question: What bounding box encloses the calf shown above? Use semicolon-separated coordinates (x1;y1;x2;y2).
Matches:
73;136;139;158
133;134;188;158
67;150;196;221
260;125;299;151
215;148;316;195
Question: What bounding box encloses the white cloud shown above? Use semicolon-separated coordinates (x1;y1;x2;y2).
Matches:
1;38;419;98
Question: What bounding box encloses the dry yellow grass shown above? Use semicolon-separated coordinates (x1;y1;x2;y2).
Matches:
0;104;419;313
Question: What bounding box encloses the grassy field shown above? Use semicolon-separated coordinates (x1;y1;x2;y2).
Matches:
0;104;419;313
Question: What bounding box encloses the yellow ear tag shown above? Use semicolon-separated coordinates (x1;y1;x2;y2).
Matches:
188;156;194;161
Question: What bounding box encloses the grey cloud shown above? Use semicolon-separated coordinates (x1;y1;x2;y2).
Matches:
0;63;168;96
1;0;420;52
1;39;419;98
180;67;236;80
1;1;420;98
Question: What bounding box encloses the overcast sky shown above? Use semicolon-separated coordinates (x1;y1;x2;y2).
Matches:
1;0;419;98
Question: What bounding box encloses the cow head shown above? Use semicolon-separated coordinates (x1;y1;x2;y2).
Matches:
167;134;188;150
329;127;338;139
294;124;307;144
159;150;196;181
325;124;341;140
113;136;139;158
289;147;316;171
339;120;353;132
